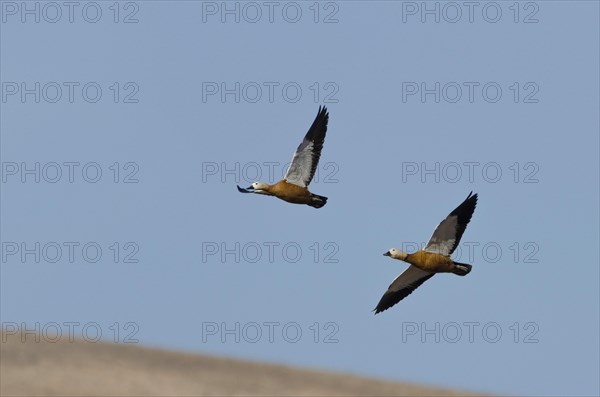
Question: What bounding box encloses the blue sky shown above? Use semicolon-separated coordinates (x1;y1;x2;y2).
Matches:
1;1;599;396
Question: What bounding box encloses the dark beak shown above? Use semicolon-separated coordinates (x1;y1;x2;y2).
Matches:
383;251;391;256
237;185;254;193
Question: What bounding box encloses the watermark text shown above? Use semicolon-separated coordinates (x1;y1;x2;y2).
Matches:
201;321;339;343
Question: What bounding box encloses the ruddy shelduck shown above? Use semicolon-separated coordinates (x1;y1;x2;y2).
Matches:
374;192;478;314
237;106;329;208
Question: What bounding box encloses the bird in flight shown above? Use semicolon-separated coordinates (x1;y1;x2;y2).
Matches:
237;106;329;209
374;192;478;314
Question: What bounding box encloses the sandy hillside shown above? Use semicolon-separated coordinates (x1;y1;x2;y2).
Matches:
1;331;482;396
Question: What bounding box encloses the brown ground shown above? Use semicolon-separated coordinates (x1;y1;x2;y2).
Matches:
1;331;482;396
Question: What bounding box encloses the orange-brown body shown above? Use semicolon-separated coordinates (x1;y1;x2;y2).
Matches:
268;180;314;204
406;251;457;273
252;179;327;208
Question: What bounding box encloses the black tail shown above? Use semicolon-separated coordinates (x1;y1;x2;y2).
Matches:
308;194;327;209
452;262;472;276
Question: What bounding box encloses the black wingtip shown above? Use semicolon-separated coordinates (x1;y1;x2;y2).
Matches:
469;192;478;209
455;191;478;214
466;191;478;200
305;106;329;140
444;192;479;254
373;305;389;315
316;105;329;124
373;299;393;315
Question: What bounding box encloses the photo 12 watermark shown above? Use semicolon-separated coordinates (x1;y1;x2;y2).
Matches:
2;321;140;343
1;162;139;184
401;81;540;104
200;1;340;24
1;82;140;104
1;1;140;24
400;2;539;24
201;241;339;264
397;241;539;264
201;321;339;344
400;321;539;344
1;241;140;264
201;161;339;185
400;161;540;184
201;81;339;104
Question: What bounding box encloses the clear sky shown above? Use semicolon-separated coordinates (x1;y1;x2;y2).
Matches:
1;1;599;396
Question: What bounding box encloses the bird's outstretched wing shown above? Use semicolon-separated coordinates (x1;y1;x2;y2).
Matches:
424;192;478;256
284;106;329;187
374;266;435;314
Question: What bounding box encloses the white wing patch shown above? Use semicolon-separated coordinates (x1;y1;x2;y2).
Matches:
423;192;478;257
424;215;458;256
284;139;315;188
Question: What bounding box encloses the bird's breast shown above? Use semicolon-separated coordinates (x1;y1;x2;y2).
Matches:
270;180;312;203
407;251;454;273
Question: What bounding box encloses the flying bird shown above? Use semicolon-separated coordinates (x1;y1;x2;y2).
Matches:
374;192;478;314
237;106;329;209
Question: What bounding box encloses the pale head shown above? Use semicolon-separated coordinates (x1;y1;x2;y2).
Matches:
383;248;408;261
249;182;270;194
237;182;271;195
